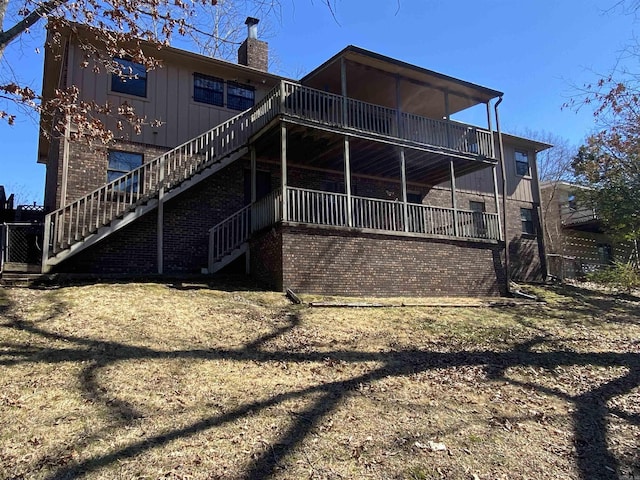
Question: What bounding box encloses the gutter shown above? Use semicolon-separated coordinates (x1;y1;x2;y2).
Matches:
494;96;510;295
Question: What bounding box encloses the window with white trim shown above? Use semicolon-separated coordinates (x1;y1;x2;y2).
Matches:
520;207;535;234
107;150;143;192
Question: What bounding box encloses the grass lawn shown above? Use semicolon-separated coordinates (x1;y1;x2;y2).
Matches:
0;281;639;479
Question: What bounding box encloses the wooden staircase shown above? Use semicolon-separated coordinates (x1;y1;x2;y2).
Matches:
42;85;282;271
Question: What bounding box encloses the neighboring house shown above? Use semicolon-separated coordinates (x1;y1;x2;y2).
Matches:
541;181;634;278
35;20;550;296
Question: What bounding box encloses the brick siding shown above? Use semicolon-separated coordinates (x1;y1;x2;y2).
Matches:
54;160;247;274
277;224;506;297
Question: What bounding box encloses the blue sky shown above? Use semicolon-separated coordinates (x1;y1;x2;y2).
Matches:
0;0;636;203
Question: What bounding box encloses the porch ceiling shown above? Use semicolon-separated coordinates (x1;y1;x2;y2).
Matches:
301;46;502;119
255;124;495;187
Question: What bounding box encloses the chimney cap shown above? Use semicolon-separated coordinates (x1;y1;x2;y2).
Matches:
245;17;260;26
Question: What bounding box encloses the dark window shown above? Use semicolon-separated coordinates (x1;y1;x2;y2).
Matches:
597;243;613;264
568;194;577;211
107;150;143;192
469;201;485;213
111;58;147;97
515;150;530;176
407;192;422;204
520;207;535;234
194;73;224;106
227;82;255;111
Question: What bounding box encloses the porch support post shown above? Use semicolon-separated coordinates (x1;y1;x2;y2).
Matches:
250;144;257;235
450;160;458;237
395;75;403;138
281;123;288;222
250;145;257;204
444;90;451;148
344;136;353;227
400;147;409;232
341;57;348;126
486;101;495;159
492;164;502;240
157;155;166;275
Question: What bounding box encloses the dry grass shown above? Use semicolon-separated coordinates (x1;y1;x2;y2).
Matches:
1;281;639;480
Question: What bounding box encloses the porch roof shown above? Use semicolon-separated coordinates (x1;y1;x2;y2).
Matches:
301;46;503;116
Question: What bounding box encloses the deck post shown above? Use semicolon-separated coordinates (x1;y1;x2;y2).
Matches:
444;91;452;149
400;147;409;232
250;145;257;204
250;145;257;233
281;123;288;222
492;164;502;240
157;155;166;274
344;136;353;227
395;74;403;138
450;160;458;237
341;57;348;126
486;101;495;158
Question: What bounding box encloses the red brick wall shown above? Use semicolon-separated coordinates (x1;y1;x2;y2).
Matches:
280;225;506;297
250;227;283;290
53;160;247;274
52;209;158;274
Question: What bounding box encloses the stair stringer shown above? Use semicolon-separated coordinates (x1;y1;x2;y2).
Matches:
209;243;248;273
44;147;248;270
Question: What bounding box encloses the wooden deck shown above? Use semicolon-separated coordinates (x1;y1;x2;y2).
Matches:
208;187;501;270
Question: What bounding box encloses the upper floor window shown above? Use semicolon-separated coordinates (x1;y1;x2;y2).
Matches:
520;207;535;235
515;150;530;177
194;73;224;106
107;150;143;193
111;58;147;97
568;194;577;211
227;82;255;111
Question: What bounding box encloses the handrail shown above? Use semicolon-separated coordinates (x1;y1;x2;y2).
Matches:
208;204;252;269
44;83;282;260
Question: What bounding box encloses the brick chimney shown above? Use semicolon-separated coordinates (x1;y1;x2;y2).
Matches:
238;17;268;72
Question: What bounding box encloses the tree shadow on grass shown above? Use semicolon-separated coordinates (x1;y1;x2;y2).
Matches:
1;287;640;479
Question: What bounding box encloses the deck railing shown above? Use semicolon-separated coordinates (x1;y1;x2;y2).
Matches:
283;187;500;240
286;187;349;227
560;204;598;226
252;189;283;232
281;80;495;158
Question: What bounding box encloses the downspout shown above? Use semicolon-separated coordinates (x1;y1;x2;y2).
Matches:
494;96;510;295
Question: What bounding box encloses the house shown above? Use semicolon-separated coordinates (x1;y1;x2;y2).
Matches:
36;20;550;296
541;181;634;279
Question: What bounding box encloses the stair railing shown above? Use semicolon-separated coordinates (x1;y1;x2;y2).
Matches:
208;205;252;268
43;83;282;261
207;189;283;271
